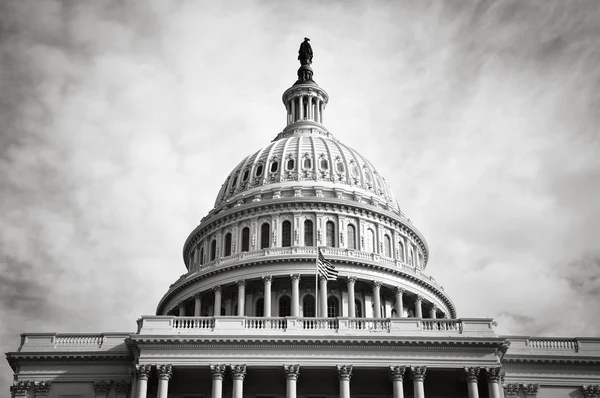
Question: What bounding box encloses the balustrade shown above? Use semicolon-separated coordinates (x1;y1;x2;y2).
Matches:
528;338;578;351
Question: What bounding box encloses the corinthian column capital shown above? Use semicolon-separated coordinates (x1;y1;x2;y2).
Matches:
290;274;301;282
210;364;227;380
411;366;427;382
522;384;540;397
136;364;152;380
464;367;480;382
157;364;173;380
389;365;406;381
337;365;353;381
263;275;273;284
284;364;300;380
347;276;357;285
486;367;502;383
231;364;247;380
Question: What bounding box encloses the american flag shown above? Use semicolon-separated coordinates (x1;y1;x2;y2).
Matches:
318;248;338;280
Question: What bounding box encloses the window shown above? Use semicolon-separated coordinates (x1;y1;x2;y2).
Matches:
210;239;217;261
320;158;329;170
199;247;204;265
397;241;404;261
224;233;232;256
256;164;264;177
366;229;375;252
351;164;359;177
326;221;335;247
270;161;279;173
282;220;292;247
336;161;345;173
383;235;391;257
255;298;264;317
304;220;314;246
287;158;295;170
279;296;291;317
241;227;250;252
261;223;270;249
355;299;362;318
347;225;356;250
303;157;312;169
231;175;238;188
303;295;315;317
327;297;339;318
364;170;373;183
242;169;250;181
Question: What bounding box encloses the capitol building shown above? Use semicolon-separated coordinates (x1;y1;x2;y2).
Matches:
6;40;600;398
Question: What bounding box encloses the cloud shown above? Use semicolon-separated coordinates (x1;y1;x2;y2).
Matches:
1;0;599;391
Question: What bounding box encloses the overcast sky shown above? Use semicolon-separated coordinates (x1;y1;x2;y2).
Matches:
1;0;600;390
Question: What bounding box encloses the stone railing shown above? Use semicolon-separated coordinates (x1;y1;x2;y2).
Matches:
16;333;132;353
527;338;578;351
136;316;498;338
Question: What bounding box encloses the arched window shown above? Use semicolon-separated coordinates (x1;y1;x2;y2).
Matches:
327;297;339;318
270;161;279;173
347;224;356;250
255;164;264;177
210;239;217;261
366;229;375;252
241;227;250;252
326;221;335;247
320;158;329;170
287;158;295;170
242;169;250;182
224;233;232;256
199;247;204;265
336;161;345;173
255;298;264;317
408;247;413;265
383;235;391;257
397;241;404;261
303;157;312;169
261;223;270;249
303;295;315;317
279;296;291;317
304;220;314;246
355;299;363;318
282;220;292;247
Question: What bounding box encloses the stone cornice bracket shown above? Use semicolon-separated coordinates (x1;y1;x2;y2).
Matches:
290;274;301;282
231;364;247;380
114;381;131;394
10;381;30;395
411;366;427;382
93;380;112;396
263;275;273;283
582;385;600;398
486;367;502;383
389;365;406;381
464;367;480;382
521;384;540;397
157;364;173;380
337;365;353;381
284;364;300;380
504;383;520;397
495;340;511;362
210;364;227;380
347;276;357;285
136;364;152;380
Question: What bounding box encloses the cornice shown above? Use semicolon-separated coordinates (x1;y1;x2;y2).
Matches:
6;352;132;371
503;356;600;365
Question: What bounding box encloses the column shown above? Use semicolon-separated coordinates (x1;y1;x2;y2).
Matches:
347;277;357;318
194;294;202;316
263;276;272;317
210;365;226;398
411;366;426;398
299;96;304;120
316;99;321;122
486;368;502;398
395;288;404;318
94;381;111;398
308;96;313;120
178;304;185;317
337;365;353;398
284;365;300;398
237;280;246;316
372;281;382;318
430;305;437;319
136;365;151;398
389;366;405;398
213;286;222;316
415;295;423;318
465;367;480;398
319;276;327;317
291;99;296;122
291;274;300;317
34;381;52;398
156;365;172;398
114;381;131;398
231;365;247;398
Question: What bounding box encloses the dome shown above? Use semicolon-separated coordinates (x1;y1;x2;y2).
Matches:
213;130;401;215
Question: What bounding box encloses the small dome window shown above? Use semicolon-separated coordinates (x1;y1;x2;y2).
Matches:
364;170;373;183
256;164;264;177
351;165;359;177
336;161;345;173
320;159;329;170
270;161;279;173
303;158;312;169
231;175;238;188
242;169;250;182
287;158;295;170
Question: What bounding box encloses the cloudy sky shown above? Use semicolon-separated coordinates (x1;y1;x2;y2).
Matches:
1;0;600;390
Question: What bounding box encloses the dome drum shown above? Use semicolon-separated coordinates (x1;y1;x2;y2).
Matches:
282;84;329;126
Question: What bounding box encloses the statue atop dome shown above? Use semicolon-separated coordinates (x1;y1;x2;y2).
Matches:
295;37;315;85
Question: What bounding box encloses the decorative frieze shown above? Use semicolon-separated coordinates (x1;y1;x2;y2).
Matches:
464;367;479;382
411;366;427;382
337;365;353;381
284;364;300;380
210;364;227;380
389;365;406;381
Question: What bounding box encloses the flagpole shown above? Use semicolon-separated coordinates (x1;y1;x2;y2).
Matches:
315;246;319;317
